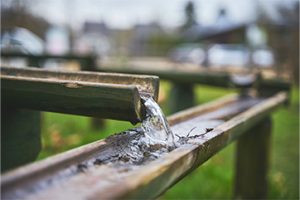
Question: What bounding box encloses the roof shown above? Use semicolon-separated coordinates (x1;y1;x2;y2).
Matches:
182;22;250;41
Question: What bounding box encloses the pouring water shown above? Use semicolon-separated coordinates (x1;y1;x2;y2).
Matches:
141;96;175;147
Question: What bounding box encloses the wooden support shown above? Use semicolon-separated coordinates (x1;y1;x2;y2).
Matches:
1;92;287;200
79;57;97;71
256;75;291;98
1;108;41;172
234;117;272;199
27;58;41;68
90;118;106;130
169;83;195;113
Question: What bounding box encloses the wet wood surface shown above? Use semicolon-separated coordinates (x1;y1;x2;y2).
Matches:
1;67;159;123
1;92;287;200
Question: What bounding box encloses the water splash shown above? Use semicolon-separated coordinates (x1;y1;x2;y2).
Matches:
141;96;175;147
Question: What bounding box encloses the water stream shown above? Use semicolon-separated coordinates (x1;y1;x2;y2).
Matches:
141;96;175;147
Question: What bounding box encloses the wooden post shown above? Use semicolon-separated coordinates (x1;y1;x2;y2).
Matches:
28;58;40;68
80;56;105;129
169;83;195;113
80;56;97;71
90;118;106;130
1;108;41;172
234;117;272;199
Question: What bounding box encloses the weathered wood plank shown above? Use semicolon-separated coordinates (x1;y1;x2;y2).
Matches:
1;67;159;123
1;92;287;200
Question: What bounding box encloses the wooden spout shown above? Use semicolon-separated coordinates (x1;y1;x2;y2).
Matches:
1;66;159;123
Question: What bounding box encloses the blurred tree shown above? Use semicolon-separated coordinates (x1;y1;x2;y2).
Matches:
257;1;299;84
148;34;182;56
1;0;50;39
181;1;197;31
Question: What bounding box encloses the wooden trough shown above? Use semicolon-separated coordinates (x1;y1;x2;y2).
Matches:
1;92;287;200
1;66;159;171
97;66;290;113
1;67;159;123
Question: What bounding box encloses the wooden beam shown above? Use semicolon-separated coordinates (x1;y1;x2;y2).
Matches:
99;66;231;87
98;66;291;93
1;67;159;123
1;92;287;200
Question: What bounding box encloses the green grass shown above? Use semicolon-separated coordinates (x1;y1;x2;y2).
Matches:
38;83;299;199
38;115;134;159
162;86;299;199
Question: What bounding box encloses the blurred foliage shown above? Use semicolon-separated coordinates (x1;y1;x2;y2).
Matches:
181;1;197;31
1;0;49;39
147;34;183;57
38;83;299;199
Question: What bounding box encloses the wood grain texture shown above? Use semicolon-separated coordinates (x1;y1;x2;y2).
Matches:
1;109;41;172
1;92;287;200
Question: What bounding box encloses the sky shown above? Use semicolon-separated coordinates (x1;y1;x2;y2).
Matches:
25;0;255;29
11;0;298;29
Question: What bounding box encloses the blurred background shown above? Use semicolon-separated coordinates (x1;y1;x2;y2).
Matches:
1;0;299;199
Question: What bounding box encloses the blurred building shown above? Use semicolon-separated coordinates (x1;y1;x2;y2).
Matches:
46;26;70;55
74;21;112;57
129;22;164;56
1;27;45;54
182;8;248;44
